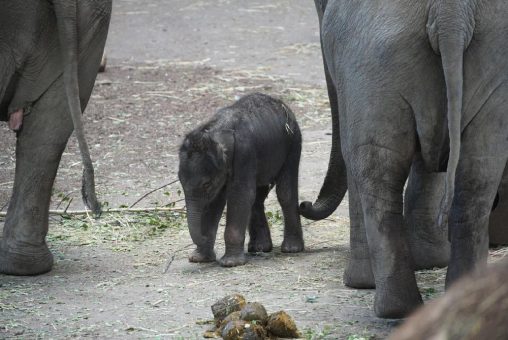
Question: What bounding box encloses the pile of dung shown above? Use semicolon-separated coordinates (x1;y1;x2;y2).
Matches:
203;294;302;339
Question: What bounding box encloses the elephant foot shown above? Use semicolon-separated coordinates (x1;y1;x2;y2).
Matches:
248;238;273;253
188;248;216;263
343;258;375;289
219;253;247;267
0;243;53;276
373;278;423;319
281;237;304;253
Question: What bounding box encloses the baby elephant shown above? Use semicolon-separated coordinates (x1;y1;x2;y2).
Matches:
178;93;303;267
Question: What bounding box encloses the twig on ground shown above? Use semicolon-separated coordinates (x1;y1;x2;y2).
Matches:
0;207;186;218
63;197;73;213
163;243;195;273
125;325;159;333
130;179;180;208
165;198;185;207
157;324;190;336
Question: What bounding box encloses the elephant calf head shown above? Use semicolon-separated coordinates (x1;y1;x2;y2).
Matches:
179;130;233;201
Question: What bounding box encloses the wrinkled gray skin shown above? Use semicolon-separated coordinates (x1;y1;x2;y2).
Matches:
303;0;508;318
0;0;111;275
407;161;508;261
179;93;303;267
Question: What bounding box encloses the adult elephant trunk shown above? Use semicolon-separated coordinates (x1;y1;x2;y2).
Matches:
427;0;476;226
299;0;348;220
53;0;101;215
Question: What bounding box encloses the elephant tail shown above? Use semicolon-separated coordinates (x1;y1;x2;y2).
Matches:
427;0;476;225
53;1;101;216
299;42;348;220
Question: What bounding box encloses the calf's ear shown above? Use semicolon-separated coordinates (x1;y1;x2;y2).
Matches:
212;129;235;166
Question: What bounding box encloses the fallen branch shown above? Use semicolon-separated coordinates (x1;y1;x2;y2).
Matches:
0;206;186;218
163;243;194;273
130;179;180;208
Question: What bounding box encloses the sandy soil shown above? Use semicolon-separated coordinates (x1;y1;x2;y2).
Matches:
1;1;507;339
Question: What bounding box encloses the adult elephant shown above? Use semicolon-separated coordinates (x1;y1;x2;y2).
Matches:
301;0;508;318
0;0;111;275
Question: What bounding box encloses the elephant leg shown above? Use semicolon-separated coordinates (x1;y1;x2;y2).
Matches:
188;190;226;263
343;174;375;288
248;186;273;253
0;78;72;275
220;185;256;267
446;155;507;287
276;143;304;253
405;154;450;269
353;145;422;318
445;94;508;287
489;161;508;246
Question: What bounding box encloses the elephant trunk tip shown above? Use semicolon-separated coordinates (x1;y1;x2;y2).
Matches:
299;200;334;221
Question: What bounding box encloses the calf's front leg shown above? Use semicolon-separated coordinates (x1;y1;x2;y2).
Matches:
220;183;255;267
187;190;226;263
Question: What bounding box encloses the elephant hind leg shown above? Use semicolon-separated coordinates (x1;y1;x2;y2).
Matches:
276;142;304;253
352;144;422;319
405;154;450;270
446;155;507;287
248;186;273;253
446;90;508;287
489;162;508;246
343;174;375;289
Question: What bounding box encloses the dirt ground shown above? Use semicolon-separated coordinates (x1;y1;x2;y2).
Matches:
1;1;507;339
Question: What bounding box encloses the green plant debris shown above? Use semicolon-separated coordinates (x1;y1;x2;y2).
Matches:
304;325;332;340
47;210;186;251
266;209;283;227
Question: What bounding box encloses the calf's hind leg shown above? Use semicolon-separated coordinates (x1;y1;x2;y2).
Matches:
276;142;304;253
248;186;273;253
